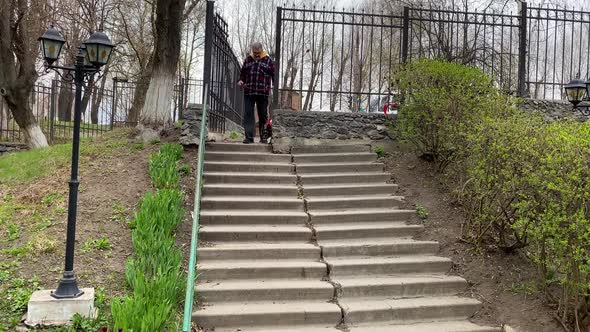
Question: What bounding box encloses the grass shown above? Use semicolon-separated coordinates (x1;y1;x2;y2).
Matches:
81;236;111;253
0;129;128;184
416;203;429;220
374;146;386;158
0;128;134;331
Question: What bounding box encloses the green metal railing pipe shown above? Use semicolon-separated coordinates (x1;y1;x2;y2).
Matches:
182;84;209;331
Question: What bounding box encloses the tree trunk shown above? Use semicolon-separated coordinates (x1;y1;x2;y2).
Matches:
80;77;96;118
0;0;48;148
58;81;74;122
91;67;109;124
129;70;151;124
2;88;48;148
140;0;186;128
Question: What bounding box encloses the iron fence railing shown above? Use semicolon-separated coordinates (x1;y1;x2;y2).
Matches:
203;0;245;133
274;2;590;111
1;77;206;144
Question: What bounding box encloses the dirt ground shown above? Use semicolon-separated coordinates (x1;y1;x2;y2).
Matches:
382;145;561;332
0;132;161;329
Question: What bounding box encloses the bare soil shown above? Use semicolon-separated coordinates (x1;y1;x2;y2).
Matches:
383;144;561;332
0;132;160;329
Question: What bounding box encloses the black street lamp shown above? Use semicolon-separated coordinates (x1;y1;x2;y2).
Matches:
38;27;114;299
564;77;590;116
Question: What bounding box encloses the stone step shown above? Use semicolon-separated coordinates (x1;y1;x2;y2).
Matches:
204;161;295;173
193;301;342;329
349;321;501;332
203;172;297;185
293;152;377;163
198;242;320;260
327;256;453;276
291;145;371;154
303;183;397;197
206;142;272;153
315;222;423;240
338;275;468;299
205;151;292;163
196;279;334;303
342;296;482;325
224;326;342;332
198;259;328;280
296;162;384;174
201;196;303;210
200;225;312;242
299;172;390;185
203;184;299;197
306;196;403;210
200;210;308;225
320;238;439;257
309;209;416;224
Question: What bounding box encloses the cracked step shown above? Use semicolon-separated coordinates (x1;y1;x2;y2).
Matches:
303;183;398;197
205;151;292;163
319;238;439;257
293;152;378;163
338;275;468;299
306;195;403;210
204;161;295;173
193;301;342;329
296;162;384;174
203;172;297;184
201;196;303;210
200;210;308;225
299;172;391;185
315;222;423;240
291;145;371;154
198;242;320;260
327;255;453;276
309;209;416;224
348;321;501;332
200;225;312;242
342;296;482;325
196;279;334;303
203;184;299;197
206;142;272;152
198;259;328;280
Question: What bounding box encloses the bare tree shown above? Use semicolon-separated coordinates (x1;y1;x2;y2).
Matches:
0;0;49;148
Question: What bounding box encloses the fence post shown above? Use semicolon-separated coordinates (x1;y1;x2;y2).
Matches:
49;79;58;143
178;76;184;121
402;7;410;64
111;78;118;130
518;2;528;97
203;1;214;106
273;6;283;109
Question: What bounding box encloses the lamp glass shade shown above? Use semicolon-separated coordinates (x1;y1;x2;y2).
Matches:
565;79;587;106
84;31;114;67
39;27;65;65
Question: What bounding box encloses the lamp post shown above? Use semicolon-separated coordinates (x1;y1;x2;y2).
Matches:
564;77;590;116
38;27;114;299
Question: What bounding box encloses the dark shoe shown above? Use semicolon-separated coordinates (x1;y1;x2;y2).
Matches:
242;139;253;144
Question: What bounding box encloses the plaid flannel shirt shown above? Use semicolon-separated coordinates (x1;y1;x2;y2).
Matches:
240;55;275;96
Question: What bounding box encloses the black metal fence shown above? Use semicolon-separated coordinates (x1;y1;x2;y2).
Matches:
0;77;204;143
274;2;590;111
202;0;245;133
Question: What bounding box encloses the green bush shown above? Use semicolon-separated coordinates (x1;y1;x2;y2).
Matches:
395;59;590;328
111;144;185;331
395;59;513;171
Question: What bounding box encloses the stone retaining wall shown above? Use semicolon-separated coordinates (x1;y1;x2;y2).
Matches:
179;104;244;145
271;109;395;152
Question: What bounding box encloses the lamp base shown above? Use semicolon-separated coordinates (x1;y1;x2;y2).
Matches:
26;288;96;327
51;271;84;299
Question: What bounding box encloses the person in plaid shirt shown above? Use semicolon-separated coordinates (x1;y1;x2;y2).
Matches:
238;42;275;144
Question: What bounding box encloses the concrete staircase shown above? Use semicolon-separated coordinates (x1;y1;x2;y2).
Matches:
192;142;501;332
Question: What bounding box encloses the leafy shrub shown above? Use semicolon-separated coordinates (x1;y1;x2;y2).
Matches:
395;59;513;171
